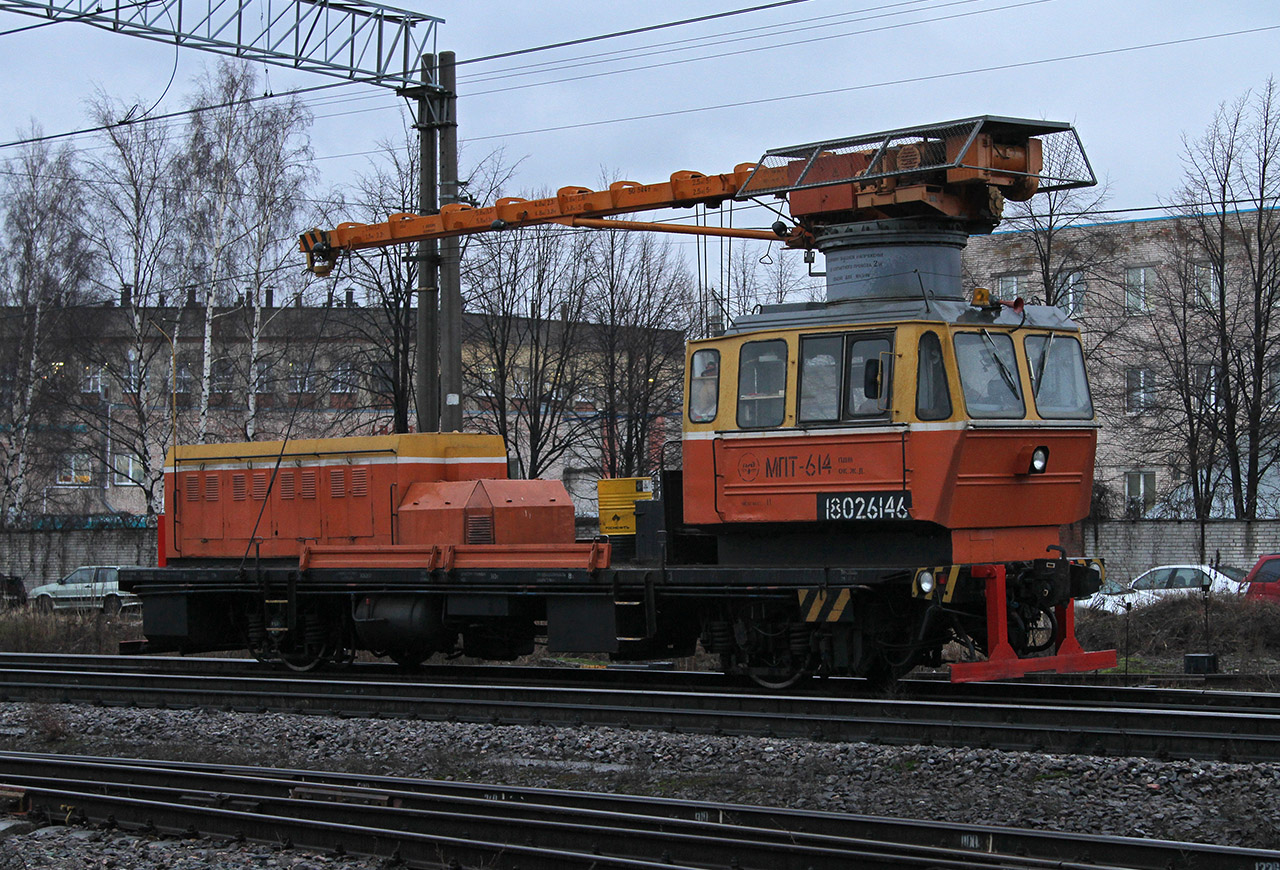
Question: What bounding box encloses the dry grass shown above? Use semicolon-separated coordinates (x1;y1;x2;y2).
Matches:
0;608;144;654
1076;595;1280;672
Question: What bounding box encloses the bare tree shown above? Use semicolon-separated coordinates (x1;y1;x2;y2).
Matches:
580;230;692;479
462;225;595;479
0;129;95;522
1167;78;1280;518
76;94;186;516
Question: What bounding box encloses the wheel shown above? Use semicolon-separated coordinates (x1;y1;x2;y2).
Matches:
101;595;121;616
748;668;808;690
279;648;329;672
34;596;54;614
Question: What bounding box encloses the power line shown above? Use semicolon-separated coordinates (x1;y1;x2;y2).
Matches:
462;0;1005;87
459;0;816;65
461;23;1280;142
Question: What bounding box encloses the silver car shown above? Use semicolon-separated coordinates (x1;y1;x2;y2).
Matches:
1083;564;1247;614
29;566;141;614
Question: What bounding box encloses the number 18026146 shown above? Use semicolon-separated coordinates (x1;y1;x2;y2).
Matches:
818;491;912;521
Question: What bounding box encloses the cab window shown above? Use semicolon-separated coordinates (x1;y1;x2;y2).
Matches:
799;335;842;422
798;332;893;424
1024;334;1093;419
737;340;787;428
689;349;720;423
915;331;952;421
955;331;1025;419
845;335;892;418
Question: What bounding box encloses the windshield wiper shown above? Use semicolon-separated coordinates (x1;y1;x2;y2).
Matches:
980;330;1019;396
1034;331;1055;398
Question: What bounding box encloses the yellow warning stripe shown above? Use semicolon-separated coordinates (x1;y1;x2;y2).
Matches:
797;588;852;622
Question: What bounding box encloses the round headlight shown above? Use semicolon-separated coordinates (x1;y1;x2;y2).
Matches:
918;570;936;595
1030;445;1050;474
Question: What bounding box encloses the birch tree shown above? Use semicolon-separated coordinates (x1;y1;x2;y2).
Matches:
0;130;94;523
77;94;185;516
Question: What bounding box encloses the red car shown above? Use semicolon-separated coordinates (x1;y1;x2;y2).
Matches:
1244;554;1280;601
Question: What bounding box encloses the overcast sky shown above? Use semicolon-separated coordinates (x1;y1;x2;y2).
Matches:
1;0;1276;229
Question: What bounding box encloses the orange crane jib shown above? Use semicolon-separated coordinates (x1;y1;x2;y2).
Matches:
300;116;1092;277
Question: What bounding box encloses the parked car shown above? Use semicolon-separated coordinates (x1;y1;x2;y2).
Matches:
1082;564;1247;614
1244;553;1280;601
29;566;141;614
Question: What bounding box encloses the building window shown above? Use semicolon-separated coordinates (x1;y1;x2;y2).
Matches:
996;274;1020;298
1192;363;1219;408
174;364;194;395
80;365;103;395
112;454;141;487
1194;262;1223;310
287;361;314;394
56;453;93;486
1125;266;1153;314
211;359;235;394
1125;470;1157;517
1055;270;1085;315
330;361;357;394
254;361;273;395
122;359;146;394
1125;367;1152;414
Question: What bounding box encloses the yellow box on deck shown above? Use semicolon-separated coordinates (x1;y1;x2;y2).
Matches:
597;477;655;535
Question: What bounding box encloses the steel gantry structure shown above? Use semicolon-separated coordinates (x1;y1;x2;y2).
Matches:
0;0;442;90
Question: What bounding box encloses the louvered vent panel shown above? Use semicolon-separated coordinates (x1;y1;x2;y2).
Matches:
350;467;368;497
252;472;268;500
205;474;220;501
330;468;346;498
232;474;247;501
185;473;200;502
466;513;495;544
280;472;295;500
300;470;317;499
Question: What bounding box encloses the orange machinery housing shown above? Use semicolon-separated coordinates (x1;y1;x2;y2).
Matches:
162;433;604;572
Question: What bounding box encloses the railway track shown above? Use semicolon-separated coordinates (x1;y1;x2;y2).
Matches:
0;750;1272;870
3;654;1280;761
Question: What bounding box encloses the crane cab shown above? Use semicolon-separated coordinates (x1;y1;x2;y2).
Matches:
680;296;1097;568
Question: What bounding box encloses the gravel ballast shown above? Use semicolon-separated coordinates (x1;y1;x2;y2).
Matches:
2;700;1279;866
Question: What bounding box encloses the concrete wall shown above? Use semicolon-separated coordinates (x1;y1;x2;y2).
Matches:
1066;519;1280;584
0;528;157;589
3;519;1277;591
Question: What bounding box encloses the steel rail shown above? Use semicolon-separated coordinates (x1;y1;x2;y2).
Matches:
5;662;1280;761
0;751;1271;870
3;652;1278;708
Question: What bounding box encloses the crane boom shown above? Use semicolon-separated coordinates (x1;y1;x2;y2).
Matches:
300;115;1095;277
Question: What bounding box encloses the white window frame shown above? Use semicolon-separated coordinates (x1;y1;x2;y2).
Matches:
80;365;103;396
1125;470;1157;516
112;454;141;487
1125;367;1152;414
996;274;1020;298
330;361;357;394
1193;262;1223;310
287;361;314;394
1125;266;1152;314
1056;270;1085;315
56;453;94;486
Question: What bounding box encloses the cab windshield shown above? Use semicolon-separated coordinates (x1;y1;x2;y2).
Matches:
954;331;1024;418
1024;334;1093;419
